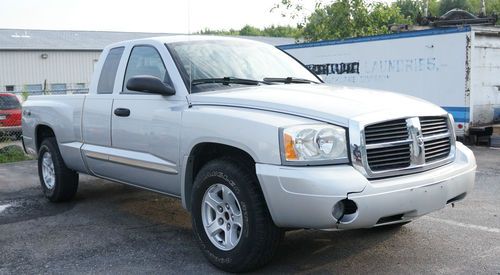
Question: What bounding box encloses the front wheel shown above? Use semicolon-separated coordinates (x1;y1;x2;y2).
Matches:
38;137;79;202
191;158;283;272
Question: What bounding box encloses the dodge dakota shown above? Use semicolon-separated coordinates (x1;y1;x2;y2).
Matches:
22;36;476;272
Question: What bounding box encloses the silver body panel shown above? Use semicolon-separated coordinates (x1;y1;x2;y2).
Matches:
21;36;476;229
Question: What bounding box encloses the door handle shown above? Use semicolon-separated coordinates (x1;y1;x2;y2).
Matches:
114;108;130;117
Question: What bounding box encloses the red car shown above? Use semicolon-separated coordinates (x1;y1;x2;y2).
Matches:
0;93;22;139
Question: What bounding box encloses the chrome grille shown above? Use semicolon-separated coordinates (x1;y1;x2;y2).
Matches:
425;137;451;162
420;117;448;136
367;144;411;171
362;115;454;177
364;119;408;144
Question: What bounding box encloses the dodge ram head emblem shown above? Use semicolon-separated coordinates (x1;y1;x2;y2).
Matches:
408;117;426;165
417;135;424;146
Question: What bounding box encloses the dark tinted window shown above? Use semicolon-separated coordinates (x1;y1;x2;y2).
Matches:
0;95;21;110
97;47;124;94
123;46;171;93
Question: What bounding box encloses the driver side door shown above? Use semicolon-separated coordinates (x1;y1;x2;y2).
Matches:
108;45;186;196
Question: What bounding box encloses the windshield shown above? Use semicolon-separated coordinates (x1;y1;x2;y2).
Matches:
0;95;21;110
167;40;320;93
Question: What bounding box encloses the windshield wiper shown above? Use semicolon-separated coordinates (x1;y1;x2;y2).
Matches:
191;77;270;86
263;77;319;84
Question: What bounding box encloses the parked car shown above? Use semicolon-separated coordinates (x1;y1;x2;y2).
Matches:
22;36;476;272
0;93;22;139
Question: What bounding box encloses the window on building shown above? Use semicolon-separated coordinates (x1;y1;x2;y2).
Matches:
50;83;67;94
26;84;43;95
97;47;124;94
123;45;171;94
5;85;15;92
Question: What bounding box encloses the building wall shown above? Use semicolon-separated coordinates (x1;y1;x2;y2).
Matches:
0;50;101;93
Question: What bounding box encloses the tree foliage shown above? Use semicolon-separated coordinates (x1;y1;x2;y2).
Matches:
439;0;473;14
302;0;410;41
198;25;301;38
468;0;500;14
200;0;500;42
274;0;498;41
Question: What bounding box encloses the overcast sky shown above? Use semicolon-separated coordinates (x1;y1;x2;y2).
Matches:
0;0;394;33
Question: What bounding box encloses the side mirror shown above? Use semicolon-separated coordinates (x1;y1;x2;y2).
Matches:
126;75;175;96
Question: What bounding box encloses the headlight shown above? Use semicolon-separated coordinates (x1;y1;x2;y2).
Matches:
280;124;348;165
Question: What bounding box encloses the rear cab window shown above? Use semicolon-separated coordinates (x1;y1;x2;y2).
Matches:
97;47;125;94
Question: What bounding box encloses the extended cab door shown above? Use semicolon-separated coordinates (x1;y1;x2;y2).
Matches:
82;46;124;176
109;44;186;195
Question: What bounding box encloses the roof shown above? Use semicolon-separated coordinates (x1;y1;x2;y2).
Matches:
279;25;500;50
278;26;472;50
105;35;288;50
0;29;295;51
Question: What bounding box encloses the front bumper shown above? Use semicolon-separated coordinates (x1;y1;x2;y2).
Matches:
256;142;476;229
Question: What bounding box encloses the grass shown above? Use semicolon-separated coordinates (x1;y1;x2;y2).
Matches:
0;145;34;164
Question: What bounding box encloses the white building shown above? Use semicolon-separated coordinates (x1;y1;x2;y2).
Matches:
0;29;294;95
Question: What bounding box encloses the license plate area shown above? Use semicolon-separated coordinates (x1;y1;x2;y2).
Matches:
412;182;447;215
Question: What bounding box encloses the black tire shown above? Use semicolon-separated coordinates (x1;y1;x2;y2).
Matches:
38;137;79;202
191;158;283;272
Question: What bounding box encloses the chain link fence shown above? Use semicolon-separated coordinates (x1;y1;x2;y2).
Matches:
1;93;25;163
1;89;89;163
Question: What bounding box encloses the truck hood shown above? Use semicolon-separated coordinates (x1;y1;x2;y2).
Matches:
188;84;447;126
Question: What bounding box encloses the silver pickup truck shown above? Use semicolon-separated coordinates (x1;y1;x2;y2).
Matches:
22;36;476;272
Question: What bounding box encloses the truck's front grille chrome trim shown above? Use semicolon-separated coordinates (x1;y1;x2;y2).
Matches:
359;115;455;178
365;139;412;150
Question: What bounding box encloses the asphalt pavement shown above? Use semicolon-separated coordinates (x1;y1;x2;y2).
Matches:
0;146;499;274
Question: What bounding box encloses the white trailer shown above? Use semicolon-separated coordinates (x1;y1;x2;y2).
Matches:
280;26;500;139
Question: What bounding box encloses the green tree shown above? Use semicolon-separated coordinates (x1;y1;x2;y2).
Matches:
439;0;472;15
468;0;500;15
370;2;411;30
262;25;303;37
393;0;423;22
428;0;441;16
239;25;263;36
302;0;409;41
197;25;301;38
198;28;239;36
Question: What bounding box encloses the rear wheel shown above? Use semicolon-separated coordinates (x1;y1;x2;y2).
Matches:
191;158;283;272
38;137;79;202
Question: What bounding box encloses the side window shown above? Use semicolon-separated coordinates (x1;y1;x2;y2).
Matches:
123;46;172;93
97;47;124;94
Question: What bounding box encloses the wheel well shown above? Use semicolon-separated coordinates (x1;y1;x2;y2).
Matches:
36;125;55;152
184;143;256;211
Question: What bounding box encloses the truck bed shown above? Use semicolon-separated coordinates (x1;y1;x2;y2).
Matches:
22;94;88;172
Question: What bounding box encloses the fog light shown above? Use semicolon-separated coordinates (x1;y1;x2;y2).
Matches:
332;200;345;220
332;199;358;224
